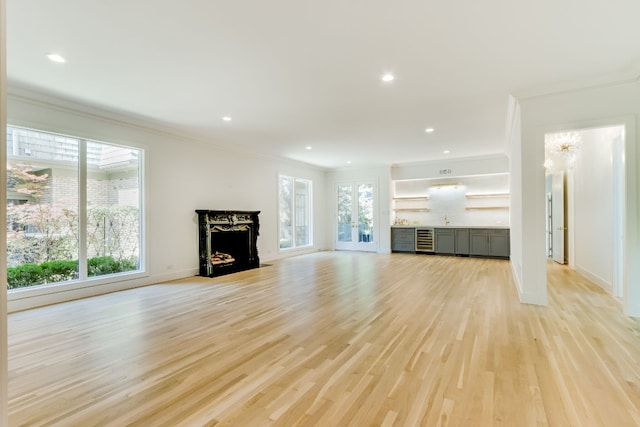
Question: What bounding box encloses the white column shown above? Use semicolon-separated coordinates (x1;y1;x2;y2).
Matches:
515;104;548;305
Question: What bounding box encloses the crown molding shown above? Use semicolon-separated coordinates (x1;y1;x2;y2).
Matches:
6;82;329;173
512;67;640;101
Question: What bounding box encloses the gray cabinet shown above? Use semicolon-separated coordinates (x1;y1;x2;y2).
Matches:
391;227;415;253
435;228;455;254
393;227;508;258
469;228;510;258
455;229;469;255
488;229;510;257
436;228;471;256
469;229;490;256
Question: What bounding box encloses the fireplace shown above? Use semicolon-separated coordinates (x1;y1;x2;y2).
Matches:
196;210;260;277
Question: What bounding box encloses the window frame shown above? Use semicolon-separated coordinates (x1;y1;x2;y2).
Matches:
278;174;313;251
6;125;147;297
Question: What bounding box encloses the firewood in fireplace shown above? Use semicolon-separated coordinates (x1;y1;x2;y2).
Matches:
211;251;235;265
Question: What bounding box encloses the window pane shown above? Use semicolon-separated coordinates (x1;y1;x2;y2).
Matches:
337;184;352;242
6;126;144;290
279;175;312;249
294;179;309;246
358;183;374;243
6;127;79;289
279;176;293;249
86;141;141;277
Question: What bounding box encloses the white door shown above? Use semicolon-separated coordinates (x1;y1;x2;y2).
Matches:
336;182;376;251
551;172;565;264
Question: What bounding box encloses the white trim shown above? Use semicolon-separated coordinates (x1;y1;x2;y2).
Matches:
0;0;8;420
277;174;313;253
266;248;322;263
6;125;146;311
518;290;548;306
7;86;329;173
575;266;613;293
334;180;378;252
7;269;196;313
513;68;640;101
79;139;88;279
537;116;636;316
512;260;547;306
8;271;149;301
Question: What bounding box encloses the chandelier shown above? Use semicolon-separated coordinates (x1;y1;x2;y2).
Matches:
544;132;582;172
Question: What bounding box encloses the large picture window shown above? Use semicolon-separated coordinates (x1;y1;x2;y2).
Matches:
6;126;144;290
279;175;312;249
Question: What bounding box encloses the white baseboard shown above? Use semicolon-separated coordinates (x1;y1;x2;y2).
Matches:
8;268;198;313
511;261;547;306
625;302;640;318
574;265;613;293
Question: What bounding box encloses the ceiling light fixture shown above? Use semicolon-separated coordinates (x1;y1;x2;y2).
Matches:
381;73;395;82
425;127;435;133
46;53;66;63
346;160;352;164
305;146;312;150
544;131;582;172
443;150;450;154
222;116;232;122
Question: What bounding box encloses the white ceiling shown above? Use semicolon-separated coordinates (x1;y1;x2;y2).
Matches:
7;0;640;169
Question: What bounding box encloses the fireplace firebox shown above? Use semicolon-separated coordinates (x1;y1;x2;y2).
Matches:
196;210;260;277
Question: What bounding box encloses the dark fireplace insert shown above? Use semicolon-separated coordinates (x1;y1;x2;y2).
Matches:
196;210;260;277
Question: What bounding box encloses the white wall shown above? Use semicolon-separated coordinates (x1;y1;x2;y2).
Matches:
391;154;509;181
6;90;329;312
572;127;619;291
392;173;510;227
515;79;640;316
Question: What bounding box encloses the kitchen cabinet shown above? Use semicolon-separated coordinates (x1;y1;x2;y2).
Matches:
455;229;469;255
435;228;455;254
391;227;415;253
435;228;471;256
392;227;509;258
469;228;510;258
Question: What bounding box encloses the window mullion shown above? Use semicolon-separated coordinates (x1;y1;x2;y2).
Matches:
290;177;296;246
78;140;88;280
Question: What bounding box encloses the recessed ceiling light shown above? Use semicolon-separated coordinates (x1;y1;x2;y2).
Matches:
46;53;66;63
381;73;395;82
346;160;352;164
425;127;435;133
443;150;450;154
222;116;232;122
305;146;312;150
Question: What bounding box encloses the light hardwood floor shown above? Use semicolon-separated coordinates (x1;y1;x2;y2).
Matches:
8;252;640;426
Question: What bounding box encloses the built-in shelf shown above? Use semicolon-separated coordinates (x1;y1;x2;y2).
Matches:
465;192;510;199
393;196;430;200
465;206;510;210
464;192;510;210
393;194;430;215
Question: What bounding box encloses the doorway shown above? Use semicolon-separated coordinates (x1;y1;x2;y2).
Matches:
544;125;625;297
335;182;376;251
546;171;565;264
